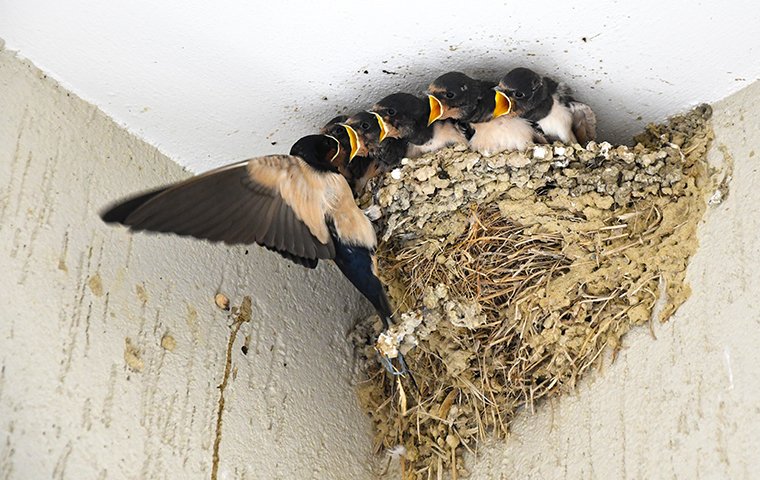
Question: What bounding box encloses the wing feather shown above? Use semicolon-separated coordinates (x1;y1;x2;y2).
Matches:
102;155;337;265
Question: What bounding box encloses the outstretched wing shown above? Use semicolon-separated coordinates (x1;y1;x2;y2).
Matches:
101;155;336;268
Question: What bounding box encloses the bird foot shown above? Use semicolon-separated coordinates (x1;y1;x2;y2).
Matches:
376;348;409;376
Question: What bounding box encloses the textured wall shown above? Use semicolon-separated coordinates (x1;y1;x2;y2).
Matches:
1;2;759;172
2;38;760;480
0;49;376;479
466;81;760;478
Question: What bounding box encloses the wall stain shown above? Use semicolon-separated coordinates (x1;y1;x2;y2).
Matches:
58;230;69;272
57;245;90;387
179;337;199;459
124;234;134;267
100;363;117;428
18;150;60;285
52;442;73;480
88;273;104;297
8;227;21;260
211;296;252;480
0;420;14;479
0;106;29;227
186;305;201;343
12;151;34;219
136;283;148;304
40;138;62;227
81;398;93;431
137;334;164;479
101;292;111;327
124;337;145;372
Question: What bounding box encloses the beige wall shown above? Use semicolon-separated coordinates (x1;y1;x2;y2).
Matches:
0;49;376;479
2;44;760;480
467;82;760;478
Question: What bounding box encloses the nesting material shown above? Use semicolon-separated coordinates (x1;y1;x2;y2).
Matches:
354;106;717;478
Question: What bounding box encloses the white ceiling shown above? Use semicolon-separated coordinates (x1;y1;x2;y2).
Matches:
2;0;759;172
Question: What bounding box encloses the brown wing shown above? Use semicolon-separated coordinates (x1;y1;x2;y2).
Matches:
569;101;597;144
109;155;336;267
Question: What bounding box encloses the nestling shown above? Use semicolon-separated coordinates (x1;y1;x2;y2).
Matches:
427;71;546;155
494;67;596;144
371;92;466;158
340;111;407;193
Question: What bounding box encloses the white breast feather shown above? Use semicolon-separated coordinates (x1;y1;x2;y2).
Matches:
469;116;536;156
322;172;377;249
407;122;466;158
538;94;575;143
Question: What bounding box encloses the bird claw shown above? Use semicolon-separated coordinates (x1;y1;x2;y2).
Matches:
376;349;409;376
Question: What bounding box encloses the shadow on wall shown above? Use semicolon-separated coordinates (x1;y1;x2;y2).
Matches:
306;42;636;146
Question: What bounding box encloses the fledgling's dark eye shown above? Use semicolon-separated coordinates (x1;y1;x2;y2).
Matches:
360;122;370;130
515;91;525;99
387;108;397;116
445;92;455;99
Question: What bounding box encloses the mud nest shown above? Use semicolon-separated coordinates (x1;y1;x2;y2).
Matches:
353;105;718;479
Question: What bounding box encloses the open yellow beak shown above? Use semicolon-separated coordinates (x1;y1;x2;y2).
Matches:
493;91;513;118
324;134;341;163
370;112;388;142
428;95;444;126
340;124;361;161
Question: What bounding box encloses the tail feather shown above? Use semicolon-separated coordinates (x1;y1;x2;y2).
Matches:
557;82;597;144
569;101;597;144
332;241;393;328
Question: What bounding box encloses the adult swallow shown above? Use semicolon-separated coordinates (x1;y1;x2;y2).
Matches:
371;92;466;158
320;115;375;197
427;71;546;155
494;67;597;144
100;134;396;331
340;111;407;193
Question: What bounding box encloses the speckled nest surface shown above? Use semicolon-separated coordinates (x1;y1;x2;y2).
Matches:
353;106;717;479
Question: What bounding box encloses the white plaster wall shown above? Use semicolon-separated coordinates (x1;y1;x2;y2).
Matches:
0;49;377;480
1;1;759;172
467;80;760;479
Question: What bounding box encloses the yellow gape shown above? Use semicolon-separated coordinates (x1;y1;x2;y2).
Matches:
340;123;361;160
493;91;513;118
427;94;444;126
370;112;388;141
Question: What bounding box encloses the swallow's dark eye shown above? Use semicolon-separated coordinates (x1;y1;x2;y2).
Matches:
360;122;370;130
445;92;455;99
515;91;525;99
387;108;396;116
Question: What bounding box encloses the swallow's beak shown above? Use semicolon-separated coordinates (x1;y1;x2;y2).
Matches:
428;95;444;126
370;112;388;142
340;124;361;161
324;134;341;163
493;91;513;118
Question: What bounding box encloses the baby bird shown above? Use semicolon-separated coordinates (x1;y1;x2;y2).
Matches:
319;115;374;197
371;92;466;158
494;67;596;144
341;111;407;193
100;134;396;332
427;71;546;156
